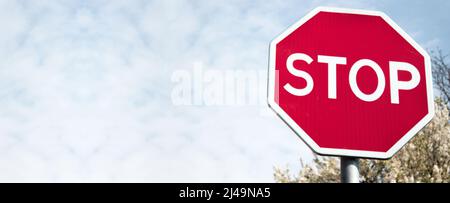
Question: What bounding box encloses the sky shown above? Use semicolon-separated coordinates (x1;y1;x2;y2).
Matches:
0;0;449;182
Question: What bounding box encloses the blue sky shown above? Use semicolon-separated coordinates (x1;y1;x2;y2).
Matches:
0;0;448;182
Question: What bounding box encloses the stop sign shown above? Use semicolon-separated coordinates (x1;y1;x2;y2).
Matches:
268;7;434;159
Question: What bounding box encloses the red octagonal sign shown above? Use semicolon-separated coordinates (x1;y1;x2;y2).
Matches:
268;7;434;159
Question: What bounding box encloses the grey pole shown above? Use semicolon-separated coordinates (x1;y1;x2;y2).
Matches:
340;157;359;183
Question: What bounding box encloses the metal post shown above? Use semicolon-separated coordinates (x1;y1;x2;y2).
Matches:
340;157;359;183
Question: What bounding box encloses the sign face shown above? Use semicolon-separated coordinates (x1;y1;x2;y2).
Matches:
268;7;434;159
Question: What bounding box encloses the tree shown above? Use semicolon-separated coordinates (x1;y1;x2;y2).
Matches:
431;49;450;104
274;99;450;183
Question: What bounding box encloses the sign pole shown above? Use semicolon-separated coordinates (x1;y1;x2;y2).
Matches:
340;157;359;183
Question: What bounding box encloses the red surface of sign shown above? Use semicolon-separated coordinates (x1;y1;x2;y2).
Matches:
268;7;434;159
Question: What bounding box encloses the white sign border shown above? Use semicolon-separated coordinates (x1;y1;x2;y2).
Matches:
267;7;435;159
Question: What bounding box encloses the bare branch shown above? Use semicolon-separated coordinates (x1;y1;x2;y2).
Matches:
431;49;450;105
